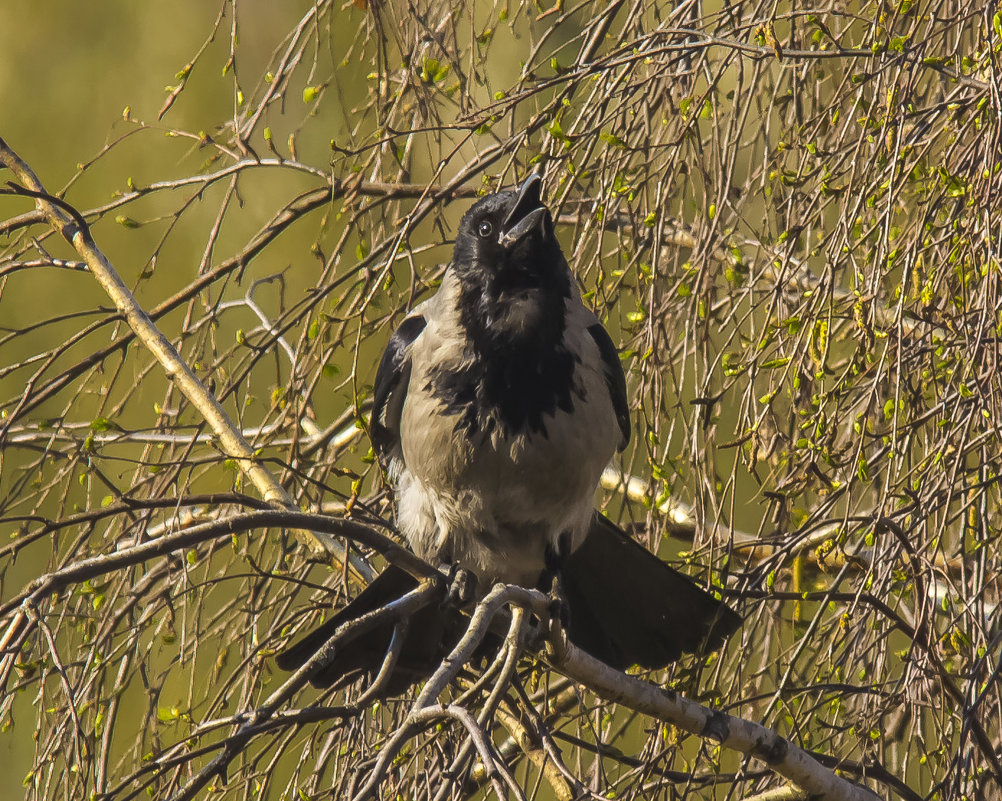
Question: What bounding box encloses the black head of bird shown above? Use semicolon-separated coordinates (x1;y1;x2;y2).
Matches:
451;174;571;350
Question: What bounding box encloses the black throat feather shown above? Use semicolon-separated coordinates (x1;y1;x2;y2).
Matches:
430;267;580;441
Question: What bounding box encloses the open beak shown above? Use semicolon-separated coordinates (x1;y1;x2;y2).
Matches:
499;174;551;247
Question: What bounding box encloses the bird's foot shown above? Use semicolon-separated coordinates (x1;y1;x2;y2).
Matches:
440;563;477;606
541;538;570;629
547;573;569;630
524;572;568;653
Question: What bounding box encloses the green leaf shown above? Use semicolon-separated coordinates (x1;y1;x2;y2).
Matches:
858;457;870;482
547;118;570;143
419;57;449;83
810;319;828;367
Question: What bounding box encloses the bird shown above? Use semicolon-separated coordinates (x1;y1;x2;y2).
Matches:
277;174;740;690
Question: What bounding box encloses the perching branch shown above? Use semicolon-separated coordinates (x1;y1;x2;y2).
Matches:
544;624;883;801
289;584;885;801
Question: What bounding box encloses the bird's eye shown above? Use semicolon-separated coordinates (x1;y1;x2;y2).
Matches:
477;220;493;238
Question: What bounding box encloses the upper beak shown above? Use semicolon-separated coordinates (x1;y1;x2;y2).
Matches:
499;174;550;247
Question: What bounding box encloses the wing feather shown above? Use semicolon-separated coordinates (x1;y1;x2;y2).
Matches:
371;315;427;461
586;323;630;451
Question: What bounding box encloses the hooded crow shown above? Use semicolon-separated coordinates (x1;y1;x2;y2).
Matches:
278;175;740;689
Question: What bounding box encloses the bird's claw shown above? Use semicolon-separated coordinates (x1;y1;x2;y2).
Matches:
441;563;477;606
548;595;569;630
546;569;569;629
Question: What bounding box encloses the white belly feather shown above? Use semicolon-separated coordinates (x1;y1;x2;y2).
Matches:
394;297;619;587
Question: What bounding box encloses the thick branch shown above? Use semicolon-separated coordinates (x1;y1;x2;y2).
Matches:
0;509;435;622
544;630;882;801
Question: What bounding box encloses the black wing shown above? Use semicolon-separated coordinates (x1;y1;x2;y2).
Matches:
587;323;630;451
370;315;427;460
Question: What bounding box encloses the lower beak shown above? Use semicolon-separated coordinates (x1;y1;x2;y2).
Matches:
500;174;550;247
499;206;549;247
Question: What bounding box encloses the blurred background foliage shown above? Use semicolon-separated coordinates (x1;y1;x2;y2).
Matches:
1;0;1000;798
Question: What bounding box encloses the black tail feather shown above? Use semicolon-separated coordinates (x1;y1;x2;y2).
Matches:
276;516;740;689
276;565;462;691
560;514;740;671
